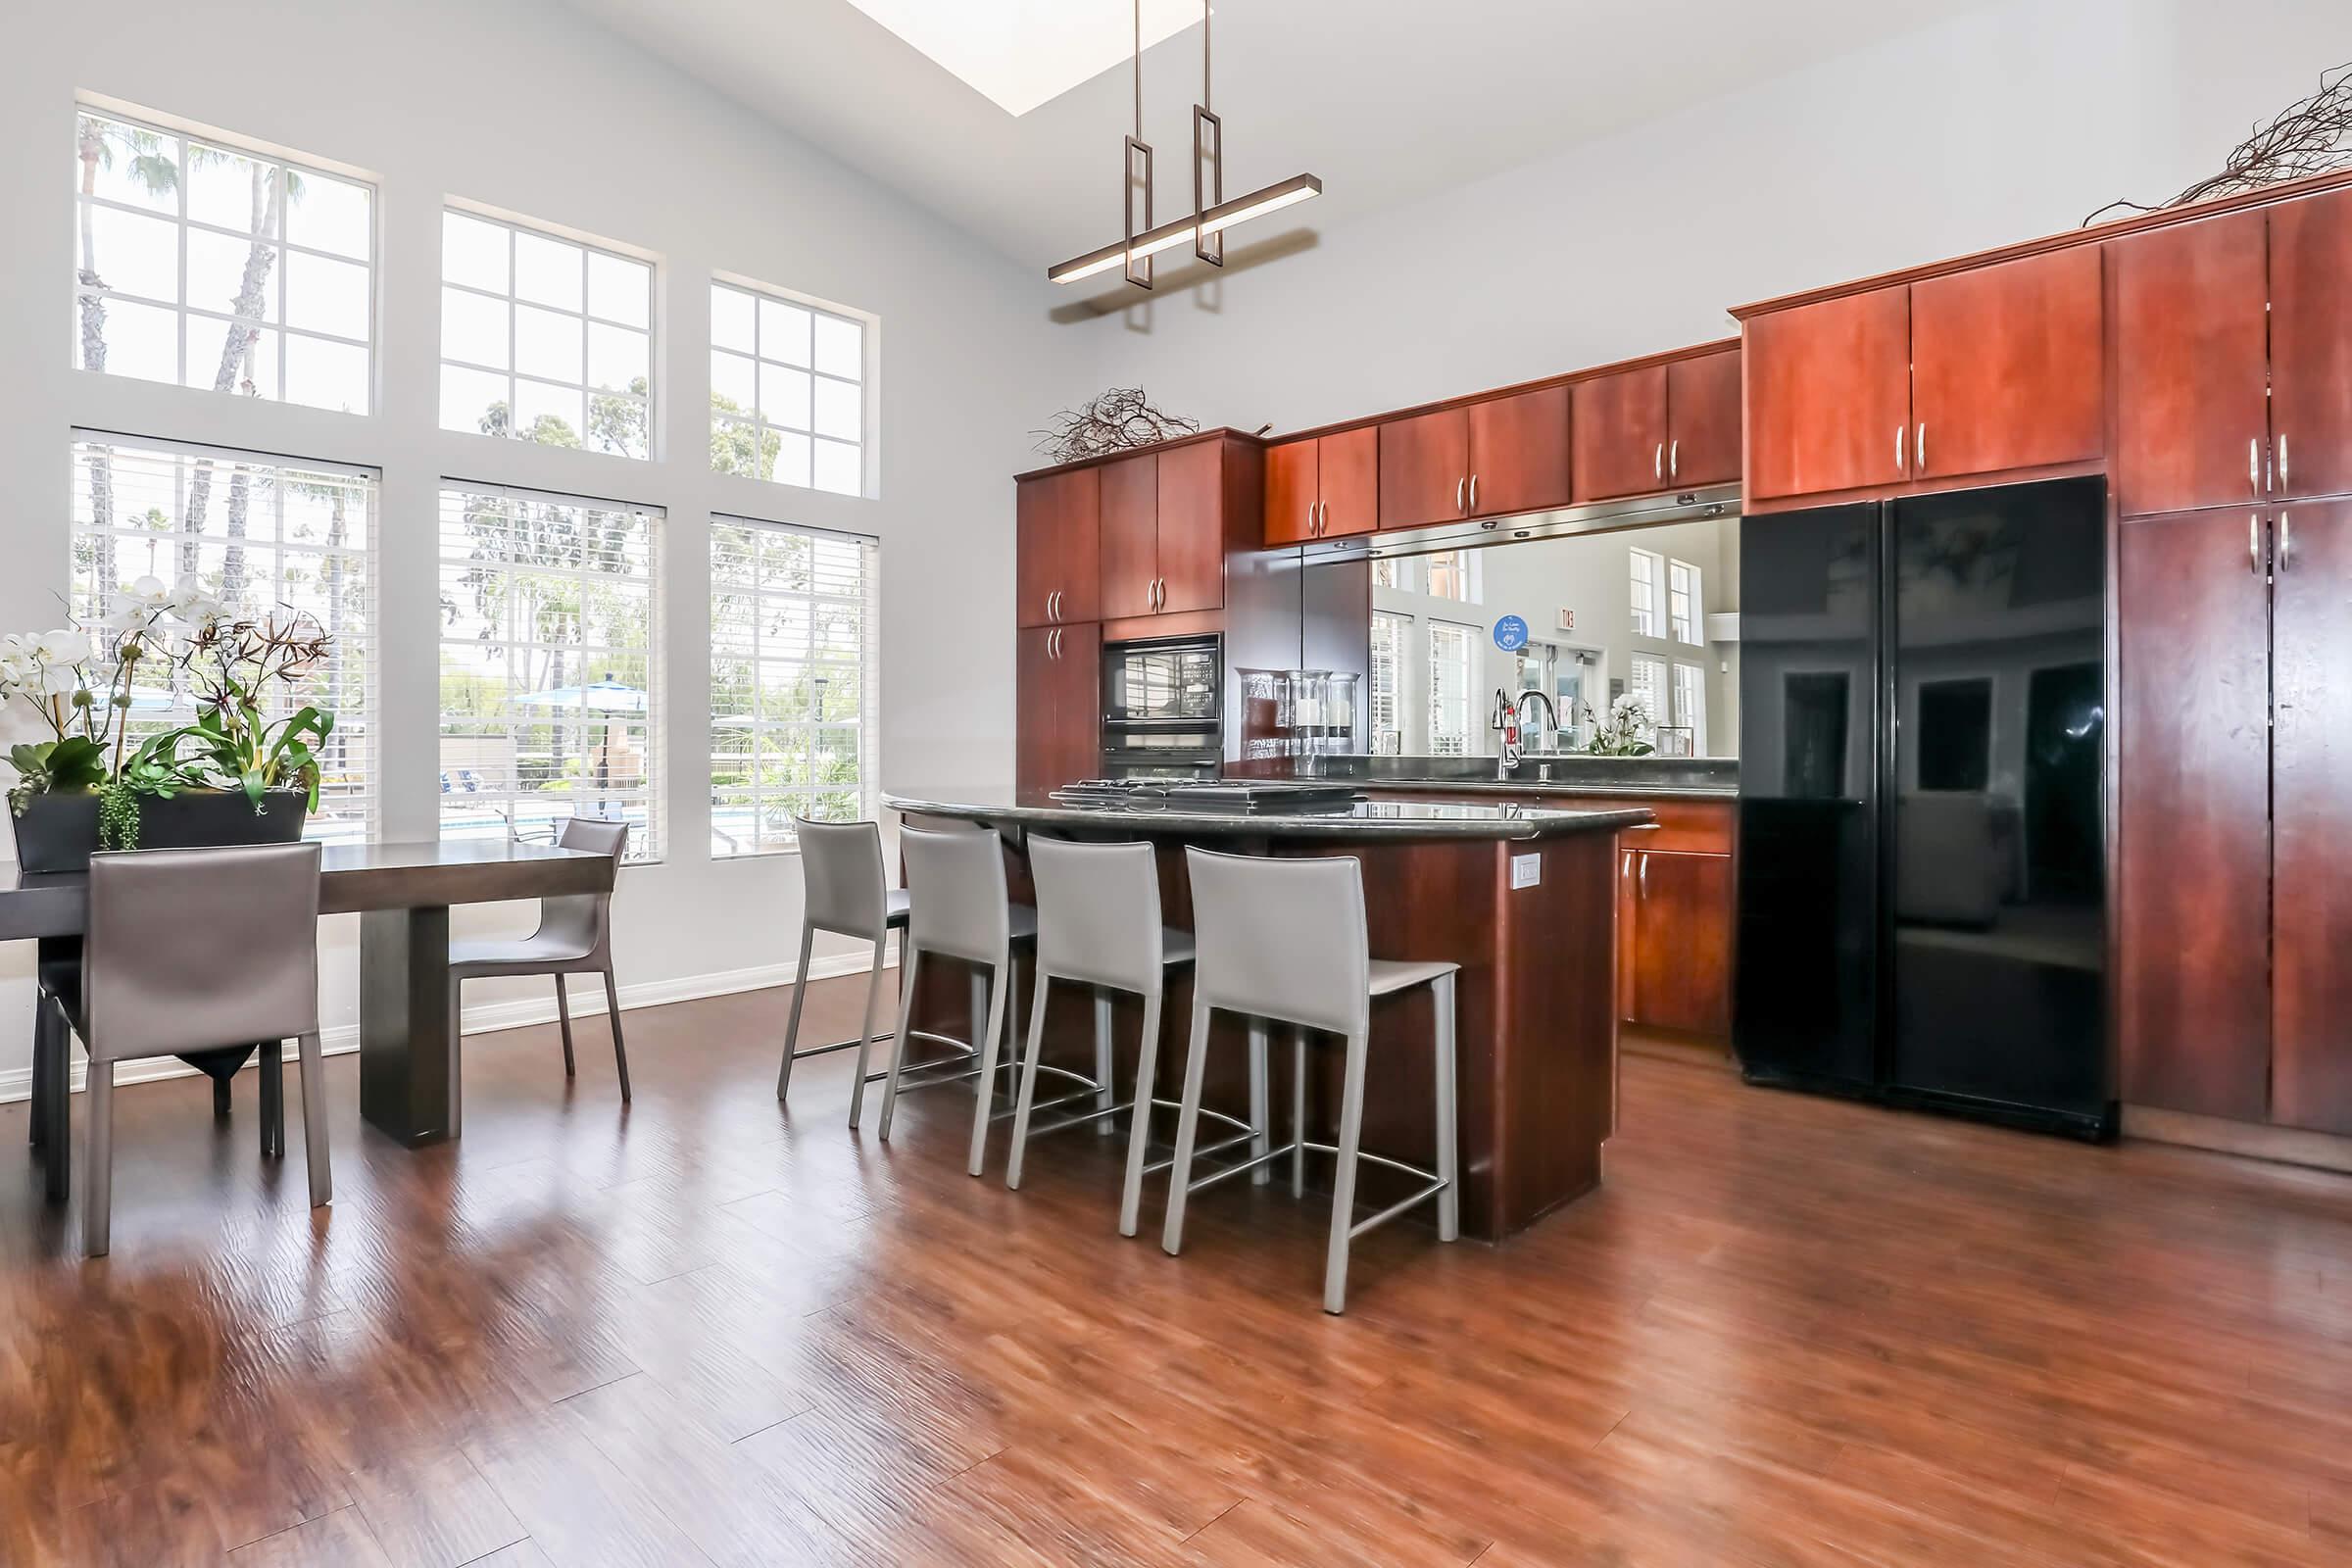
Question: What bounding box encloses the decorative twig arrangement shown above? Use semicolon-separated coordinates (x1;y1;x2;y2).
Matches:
1032;388;1200;465
2084;61;2352;226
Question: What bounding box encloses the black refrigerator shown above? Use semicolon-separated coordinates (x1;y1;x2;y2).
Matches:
1735;476;2113;1138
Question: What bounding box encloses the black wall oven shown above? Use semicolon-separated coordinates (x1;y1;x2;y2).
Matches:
1101;634;1222;780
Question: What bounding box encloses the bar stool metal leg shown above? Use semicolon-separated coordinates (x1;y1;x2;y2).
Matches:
259;1040;284;1158
965;957;1011;1177
1434;972;1459;1243
1291;1026;1308;1200
1322;1027;1372;1314
1117;986;1166;1237
84;1060;116;1257
1005;973;1054;1189
776;921;816;1101
1093;993;1116;1134
40;999;70;1204
1160;998;1215;1255
845;935;889;1129
1247;1021;1272;1186
556;973;577;1076
27;1006;50;1149
603;968;630;1103
878;948;922;1141
296;1030;331;1208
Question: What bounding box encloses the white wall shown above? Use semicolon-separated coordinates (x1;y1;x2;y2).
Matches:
1057;0;2352;434
0;0;1081;1092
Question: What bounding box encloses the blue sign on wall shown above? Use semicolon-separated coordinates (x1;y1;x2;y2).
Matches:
1493;613;1530;652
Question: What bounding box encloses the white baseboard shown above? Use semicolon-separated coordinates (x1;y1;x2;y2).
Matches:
0;948;896;1104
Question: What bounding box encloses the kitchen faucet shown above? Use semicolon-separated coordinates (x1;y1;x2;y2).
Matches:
1494;689;1560;779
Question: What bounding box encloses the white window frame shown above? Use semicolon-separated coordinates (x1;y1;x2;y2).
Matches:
435;481;664;862
72;101;377;413
1428;618;1477;757
1672;660;1708;755
1425;549;1481;606
708;515;882;858
438;206;655;459
69;432;381;844
1669;558;1703;645
1629;652;1668;735
1629;548;1662;638
710;275;873;498
1369;610;1409;756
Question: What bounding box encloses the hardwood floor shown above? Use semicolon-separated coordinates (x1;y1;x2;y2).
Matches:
4;975;2351;1566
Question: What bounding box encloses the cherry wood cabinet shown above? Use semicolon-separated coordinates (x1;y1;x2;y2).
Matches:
2268;187;2352;504
1466;385;1572;517
1377;407;1471;530
1572;366;1669;503
1263;427;1378;546
2114;211;2272;517
1744;286;1913;500
1618;848;1732;1037
1094;441;1227;620
1015;621;1102;792
2117;508;2273;1123
1911;246;2106;480
1664;348;1742;488
2270;500;2352;1133
1015;466;1100;628
1574;350;1742;502
1097;454;1159;620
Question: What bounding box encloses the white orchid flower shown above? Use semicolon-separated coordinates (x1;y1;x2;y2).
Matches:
33;629;91;666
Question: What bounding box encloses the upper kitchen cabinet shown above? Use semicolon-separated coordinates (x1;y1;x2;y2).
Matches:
1096;437;1234;619
1744;286;1912;500
1378;386;1569;529
1573;348;1742;502
2114;210;2272;516
1911;247;2105;480
1571;366;1668;502
1015;465;1100;628
2268;186;2352;503
1264;426;1377;545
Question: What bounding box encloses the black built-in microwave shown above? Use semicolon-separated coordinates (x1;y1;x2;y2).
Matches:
1100;634;1221;780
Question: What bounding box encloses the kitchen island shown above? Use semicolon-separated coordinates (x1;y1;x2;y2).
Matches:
887;788;1652;1241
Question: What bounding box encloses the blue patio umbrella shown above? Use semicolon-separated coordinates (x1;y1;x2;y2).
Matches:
514;673;646;808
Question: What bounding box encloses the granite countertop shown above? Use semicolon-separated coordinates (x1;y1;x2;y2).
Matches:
1352;776;1738;801
885;789;1653;842
1238;756;1739;801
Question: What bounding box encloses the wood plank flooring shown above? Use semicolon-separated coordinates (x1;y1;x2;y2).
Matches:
3;976;2350;1566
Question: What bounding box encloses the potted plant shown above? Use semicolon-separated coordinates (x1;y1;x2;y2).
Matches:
1581;694;1657;758
2;577;336;872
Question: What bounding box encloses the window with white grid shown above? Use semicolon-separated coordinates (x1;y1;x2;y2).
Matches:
1369;610;1408;756
1428;619;1476;757
69;434;378;843
1669;559;1703;645
439;209;653;459
710;279;868;497
73;105;374;413
1630;548;1661;638
1673;661;1708;754
1629;653;1668;736
436;484;662;860
708;517;880;857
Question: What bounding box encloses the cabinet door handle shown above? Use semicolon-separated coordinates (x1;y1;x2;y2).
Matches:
2251;513;2263;576
1895;423;1906;474
1320;500;1330;534
1469;473;1480;513
2251;436;2263;497
2279;434;2290;493
1456;476;1467;514
2280;513;2293;572
1638;851;1649;900
1669;438;1679;480
1655;442;1664;481
1916;422;1927;473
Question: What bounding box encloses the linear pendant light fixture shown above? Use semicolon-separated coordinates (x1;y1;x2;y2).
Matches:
1048;2;1322;287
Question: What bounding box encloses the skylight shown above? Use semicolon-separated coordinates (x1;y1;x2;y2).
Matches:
844;0;1203;117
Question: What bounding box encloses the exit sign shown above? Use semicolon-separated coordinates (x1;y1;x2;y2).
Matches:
1555;608;1576;632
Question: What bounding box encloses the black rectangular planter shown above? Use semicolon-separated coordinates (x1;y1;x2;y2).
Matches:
10;789;309;873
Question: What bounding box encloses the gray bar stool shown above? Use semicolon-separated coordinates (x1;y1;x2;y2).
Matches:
879;823;1044;1173
1162;846;1460;1314
775;815;980;1127
1004;837;1256;1233
59;843;331;1256
447;815;631;1106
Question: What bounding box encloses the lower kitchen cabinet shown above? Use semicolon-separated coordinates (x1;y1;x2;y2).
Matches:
1619;847;1733;1038
1015;621;1101;793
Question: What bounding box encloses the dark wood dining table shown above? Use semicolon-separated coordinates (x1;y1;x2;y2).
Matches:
2;840;613;1151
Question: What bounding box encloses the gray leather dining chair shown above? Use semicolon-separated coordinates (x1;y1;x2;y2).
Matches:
56;842;331;1256
447;815;631;1102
